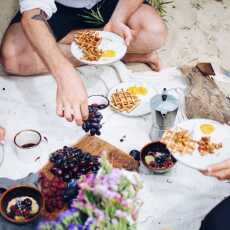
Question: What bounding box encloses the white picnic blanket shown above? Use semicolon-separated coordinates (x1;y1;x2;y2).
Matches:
0;62;230;230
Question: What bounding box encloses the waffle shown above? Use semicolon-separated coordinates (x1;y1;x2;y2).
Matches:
161;128;197;155
110;89;140;113
74;30;103;61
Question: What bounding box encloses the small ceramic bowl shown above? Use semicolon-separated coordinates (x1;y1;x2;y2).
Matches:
0;185;44;224
141;141;176;174
88;95;110;110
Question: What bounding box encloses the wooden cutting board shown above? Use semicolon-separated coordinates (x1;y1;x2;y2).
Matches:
74;135;139;171
40;135;139;220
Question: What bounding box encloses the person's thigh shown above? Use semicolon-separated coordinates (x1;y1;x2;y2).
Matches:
200;196;230;230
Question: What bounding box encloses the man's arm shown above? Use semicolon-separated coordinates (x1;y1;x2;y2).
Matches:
21;9;88;124
104;0;143;45
111;0;144;23
21;9;72;82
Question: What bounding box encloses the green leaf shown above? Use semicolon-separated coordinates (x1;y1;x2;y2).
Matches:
147;0;173;16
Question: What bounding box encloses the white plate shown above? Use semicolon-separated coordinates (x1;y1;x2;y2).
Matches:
71;31;127;65
108;81;157;117
171;119;230;170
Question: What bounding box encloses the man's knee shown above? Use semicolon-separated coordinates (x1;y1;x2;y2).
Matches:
141;17;167;49
0;24;30;75
130;5;168;50
1;38;21;74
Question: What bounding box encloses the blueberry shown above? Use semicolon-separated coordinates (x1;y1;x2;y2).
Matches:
67;179;77;189
63;174;71;182
129;150;141;161
90;130;96;136
96;130;101;136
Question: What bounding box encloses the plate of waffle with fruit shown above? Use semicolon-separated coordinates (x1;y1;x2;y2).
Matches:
108;81;157;116
71;30;127;65
161;119;230;170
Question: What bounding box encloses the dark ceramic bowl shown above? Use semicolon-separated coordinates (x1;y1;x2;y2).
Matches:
141;141;176;174
0;185;44;224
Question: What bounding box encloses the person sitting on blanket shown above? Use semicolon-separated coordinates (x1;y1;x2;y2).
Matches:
0;128;5;143
200;160;230;230
0;0;167;125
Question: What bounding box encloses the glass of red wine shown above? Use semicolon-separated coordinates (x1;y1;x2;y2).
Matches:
14;129;47;164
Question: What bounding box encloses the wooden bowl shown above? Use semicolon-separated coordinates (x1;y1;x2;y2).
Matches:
141;141;176;174
0;185;44;224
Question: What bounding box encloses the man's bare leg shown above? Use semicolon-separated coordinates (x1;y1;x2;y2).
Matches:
124;4;167;71
0;23;80;76
0;4;166;75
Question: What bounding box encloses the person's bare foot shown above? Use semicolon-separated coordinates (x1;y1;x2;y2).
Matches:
144;52;161;71
123;51;161;72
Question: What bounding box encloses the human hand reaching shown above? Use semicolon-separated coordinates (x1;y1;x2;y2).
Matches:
202;159;230;180
56;67;89;125
0;127;5;143
104;19;134;46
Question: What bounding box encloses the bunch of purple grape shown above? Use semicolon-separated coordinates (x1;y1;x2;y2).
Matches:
82;105;103;136
40;173;66;212
50;146;100;183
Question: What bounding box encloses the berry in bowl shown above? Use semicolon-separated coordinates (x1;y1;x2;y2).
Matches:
0;186;44;224
129;149;141;162
141;142;176;174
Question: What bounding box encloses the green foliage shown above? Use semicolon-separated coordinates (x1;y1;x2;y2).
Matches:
147;0;174;16
79;0;174;25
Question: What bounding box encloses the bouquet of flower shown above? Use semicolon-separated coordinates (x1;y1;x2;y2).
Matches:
38;156;143;230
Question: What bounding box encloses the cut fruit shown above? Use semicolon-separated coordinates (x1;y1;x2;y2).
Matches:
145;155;155;165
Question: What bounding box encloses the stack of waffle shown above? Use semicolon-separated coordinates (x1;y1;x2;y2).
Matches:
111;89;140;113
161;129;197;155
74;30;103;61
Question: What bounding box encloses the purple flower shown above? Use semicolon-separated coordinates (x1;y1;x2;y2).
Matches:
84;217;95;229
94;208;105;221
68;223;79;230
115;210;126;218
58;208;78;222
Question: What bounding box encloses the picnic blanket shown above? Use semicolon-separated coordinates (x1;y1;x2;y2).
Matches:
0;62;230;230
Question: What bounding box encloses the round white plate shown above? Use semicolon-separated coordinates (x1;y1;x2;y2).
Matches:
71;31;127;65
171;119;230;170
108;81;157;117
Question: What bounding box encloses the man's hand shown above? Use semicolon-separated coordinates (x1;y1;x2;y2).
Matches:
56;67;88;125
202;160;230;180
104;20;134;46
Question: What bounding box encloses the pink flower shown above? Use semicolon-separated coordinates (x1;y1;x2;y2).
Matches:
115;210;126;218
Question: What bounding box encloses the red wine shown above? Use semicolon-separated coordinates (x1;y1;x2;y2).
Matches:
21;143;37;148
